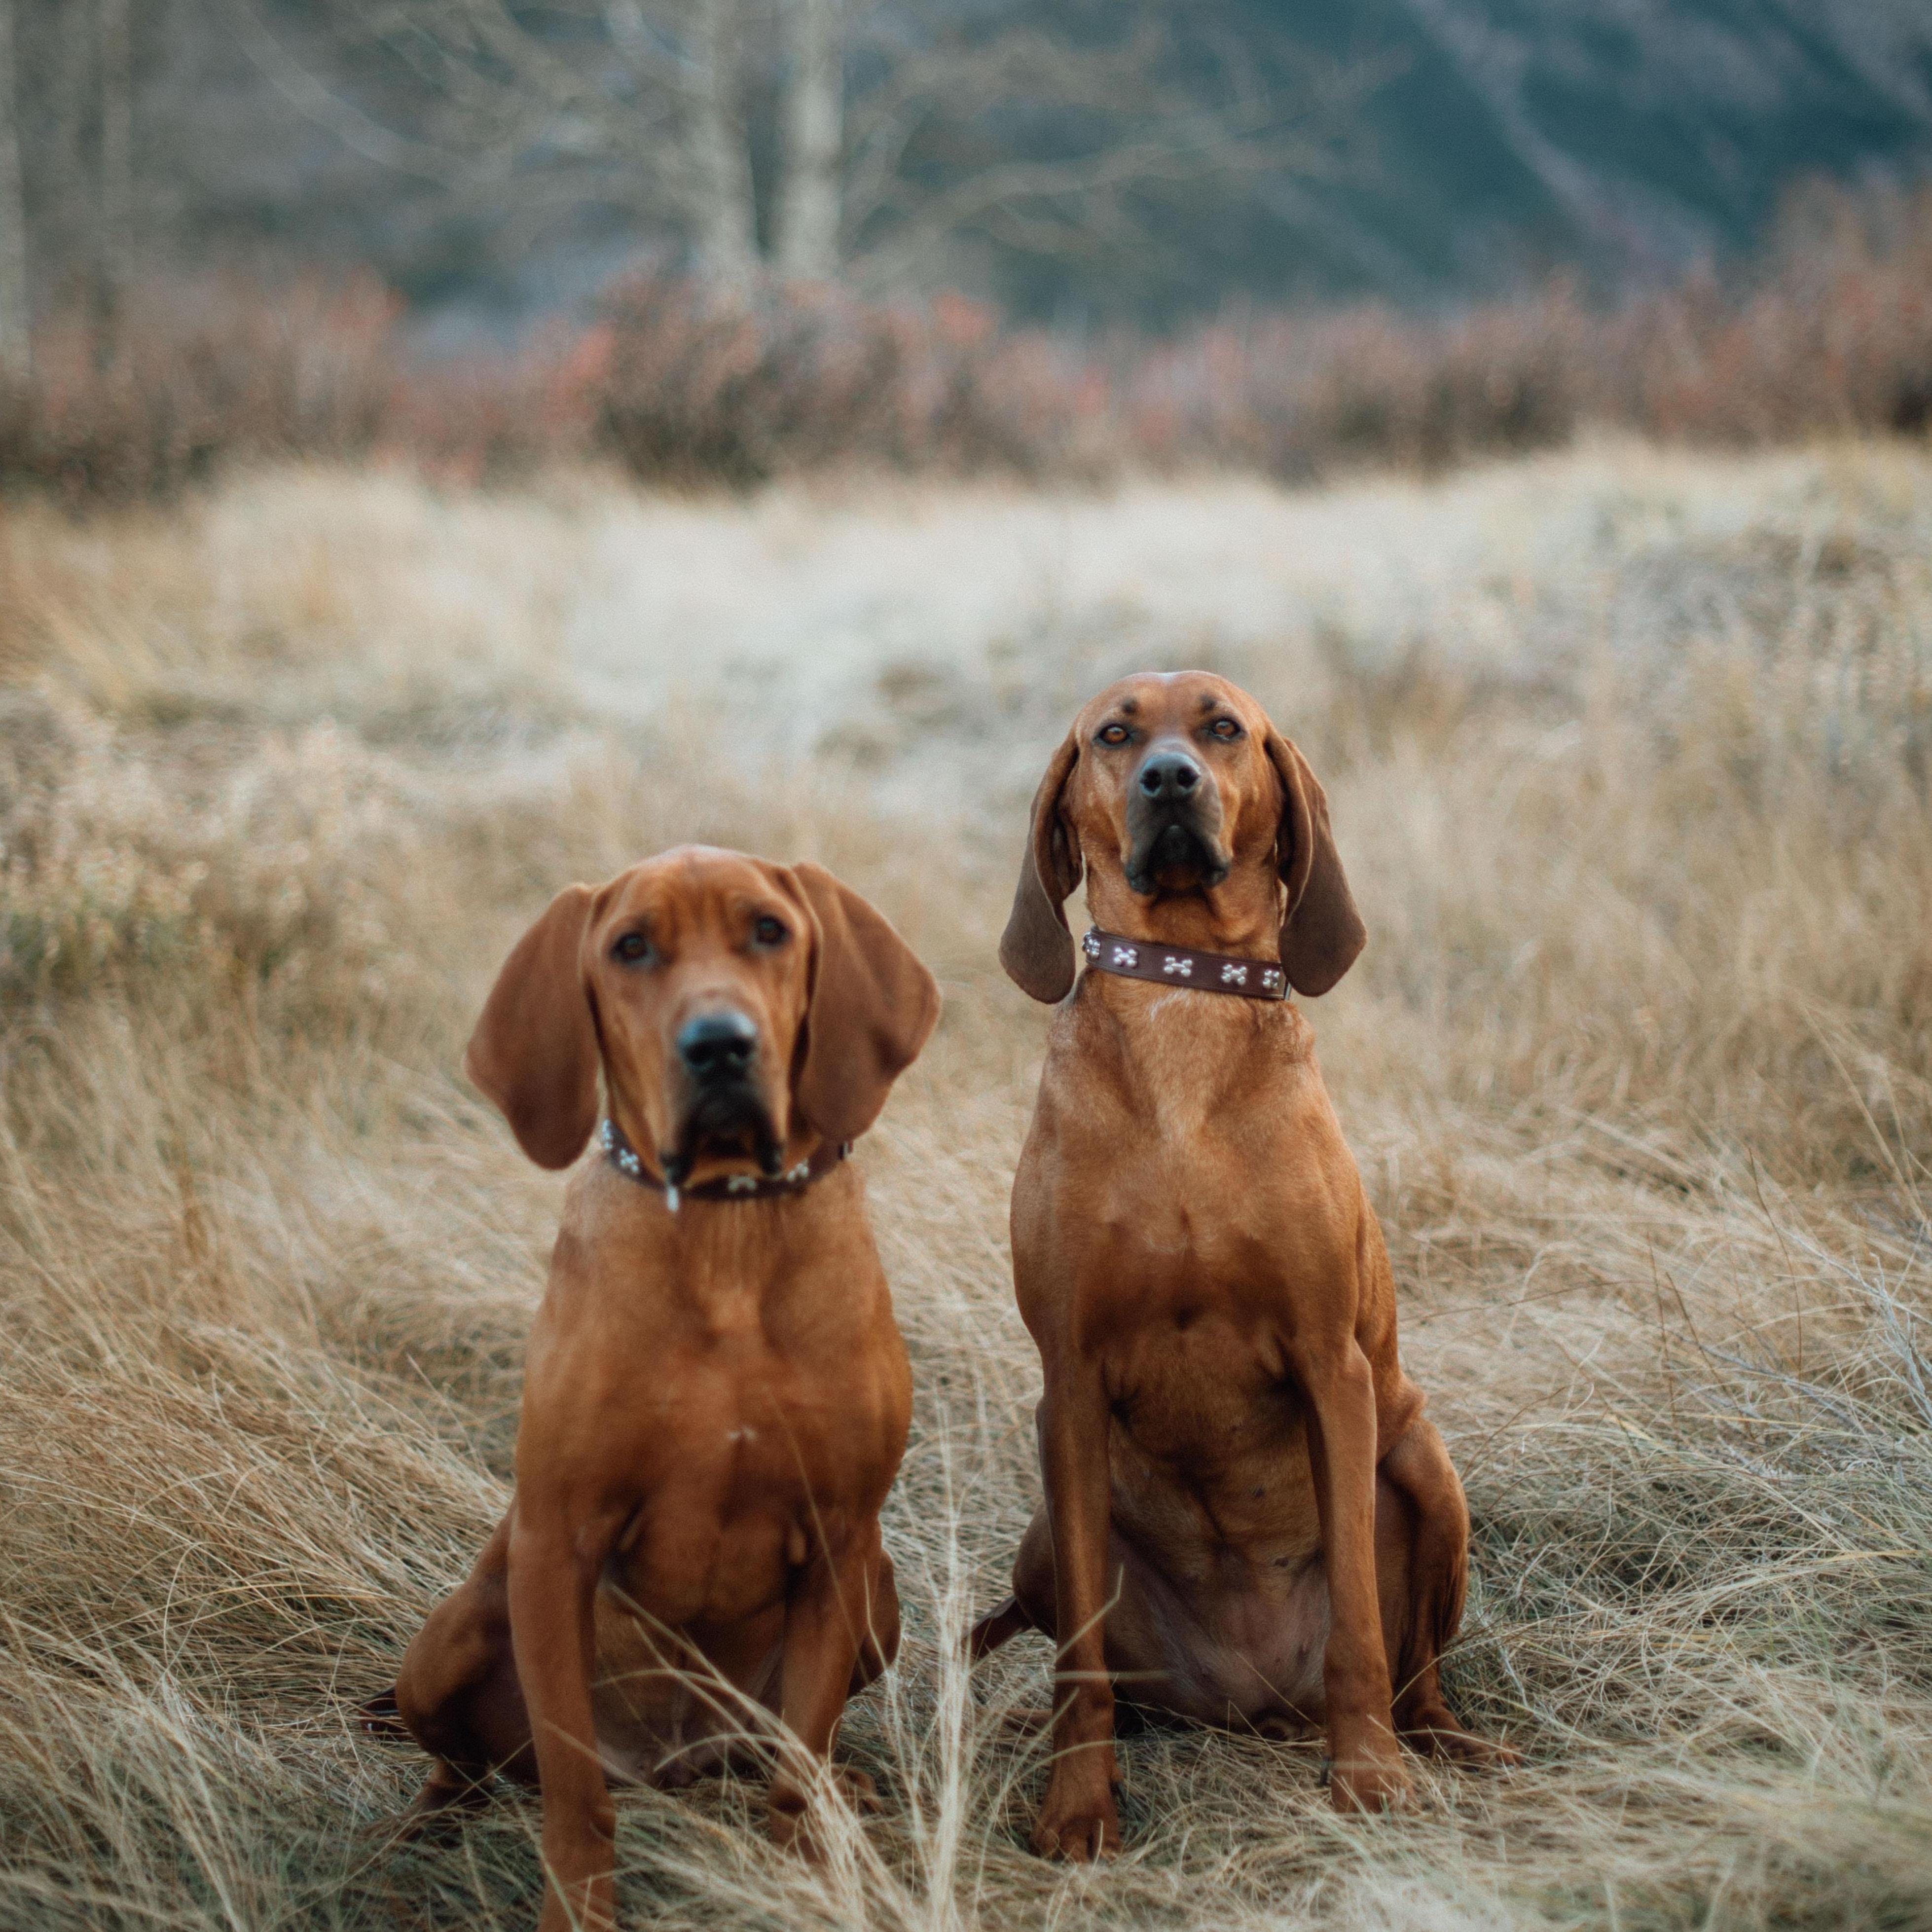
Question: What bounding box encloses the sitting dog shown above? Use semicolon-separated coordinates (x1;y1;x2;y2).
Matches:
970;672;1512;1859
369;846;939;1932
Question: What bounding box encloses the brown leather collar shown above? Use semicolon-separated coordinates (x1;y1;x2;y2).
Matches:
1081;926;1288;1001
598;1117;850;1211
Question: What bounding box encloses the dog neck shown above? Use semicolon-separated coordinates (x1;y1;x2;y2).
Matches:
1065;867;1314;1094
1079;861;1282;963
602;1095;832;1204
597;1115;848;1210
566;1141;870;1334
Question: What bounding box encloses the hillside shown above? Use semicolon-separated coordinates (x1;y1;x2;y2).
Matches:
8;0;1931;329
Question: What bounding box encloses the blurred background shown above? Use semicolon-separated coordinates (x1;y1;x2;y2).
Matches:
1;0;1931;497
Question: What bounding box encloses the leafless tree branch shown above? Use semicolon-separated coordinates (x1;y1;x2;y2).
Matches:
0;0;27;376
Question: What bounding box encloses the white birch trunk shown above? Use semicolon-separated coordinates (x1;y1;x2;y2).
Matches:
0;0;29;380
691;0;757;285
774;0;841;280
98;0;134;324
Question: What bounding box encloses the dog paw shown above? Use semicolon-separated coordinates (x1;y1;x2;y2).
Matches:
831;1765;885;1814
766;1795;817;1861
767;1766;883;1860
362;1782;490;1850
1029;1783;1122;1861
1328;1752;1415;1816
1401;1710;1523;1770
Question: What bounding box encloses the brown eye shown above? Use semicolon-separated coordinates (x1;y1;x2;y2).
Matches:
613;931;651;963
1210;718;1241;740
1097;723;1131;746
752;915;788;948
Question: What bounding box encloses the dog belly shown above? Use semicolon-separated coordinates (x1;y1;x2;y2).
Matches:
586;1591;786;1786
1103;1452;1334;1730
1106;1534;1333;1730
576;1499;798;1784
1094;1336;1335;1729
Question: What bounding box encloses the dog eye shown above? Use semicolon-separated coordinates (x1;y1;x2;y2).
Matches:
612;931;652;964
752;916;788;948
1210;718;1242;740
1097;723;1131;746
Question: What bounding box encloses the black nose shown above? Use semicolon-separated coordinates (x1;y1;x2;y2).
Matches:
1137;752;1202;801
677;1011;758;1082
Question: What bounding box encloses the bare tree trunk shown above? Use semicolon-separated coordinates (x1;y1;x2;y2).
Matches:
691;0;757;284
0;0;29;381
775;0;840;280
97;0;134;332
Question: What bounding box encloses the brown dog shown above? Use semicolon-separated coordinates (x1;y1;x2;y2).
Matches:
969;672;1511;1859
372;846;939;1932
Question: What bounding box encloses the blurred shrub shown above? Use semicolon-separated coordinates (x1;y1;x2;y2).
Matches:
1;178;1929;504
591;276;1110;486
0;275;399;503
1129;181;1932;478
0;688;421;1019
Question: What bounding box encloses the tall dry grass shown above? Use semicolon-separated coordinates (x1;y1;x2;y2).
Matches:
0;440;1930;1929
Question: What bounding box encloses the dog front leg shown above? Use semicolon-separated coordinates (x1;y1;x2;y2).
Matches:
1291;1334;1414;1815
1032;1368;1122;1860
508;1499;622;1932
767;1519;891;1857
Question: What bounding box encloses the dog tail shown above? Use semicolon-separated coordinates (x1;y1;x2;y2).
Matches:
966;1594;1032;1661
358;1686;411;1740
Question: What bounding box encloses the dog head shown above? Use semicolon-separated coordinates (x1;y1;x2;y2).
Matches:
1000;671;1365;1003
465;846;940;1181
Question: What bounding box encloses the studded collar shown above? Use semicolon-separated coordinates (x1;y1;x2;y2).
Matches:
597;1117;850;1212
1081;926;1289;1001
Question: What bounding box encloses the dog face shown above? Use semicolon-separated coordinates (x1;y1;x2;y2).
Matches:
588;851;815;1183
1001;671;1366;1005
465;847;941;1177
1069;672;1281;900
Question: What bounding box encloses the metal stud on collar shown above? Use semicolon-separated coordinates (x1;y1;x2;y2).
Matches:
599;1118;644;1177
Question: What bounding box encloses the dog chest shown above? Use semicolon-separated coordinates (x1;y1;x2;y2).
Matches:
579;1347;901;1626
1108;1313;1306;1471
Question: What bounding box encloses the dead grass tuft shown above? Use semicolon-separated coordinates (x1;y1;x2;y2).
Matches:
0;441;1929;1927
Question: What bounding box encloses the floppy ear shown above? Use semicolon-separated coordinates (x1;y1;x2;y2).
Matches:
790;863;941;1145
463;883;602;1169
999;729;1083;1003
1266;733;1367;996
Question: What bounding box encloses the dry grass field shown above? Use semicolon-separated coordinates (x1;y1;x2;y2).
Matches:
1;439;1930;1931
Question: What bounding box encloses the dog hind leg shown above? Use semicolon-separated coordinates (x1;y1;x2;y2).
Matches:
385;1518;538;1824
1378;1420;1518;1766
849;1547;904;1691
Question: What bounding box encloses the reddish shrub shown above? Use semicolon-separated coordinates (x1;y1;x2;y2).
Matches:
0;275;400;503
2;178;1928;506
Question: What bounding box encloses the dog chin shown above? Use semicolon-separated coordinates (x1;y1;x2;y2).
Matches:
665;1093;784;1183
1126;822;1231;896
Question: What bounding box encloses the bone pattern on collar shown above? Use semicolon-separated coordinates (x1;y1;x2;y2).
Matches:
1080;927;1289;1001
597;1117;850;1211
